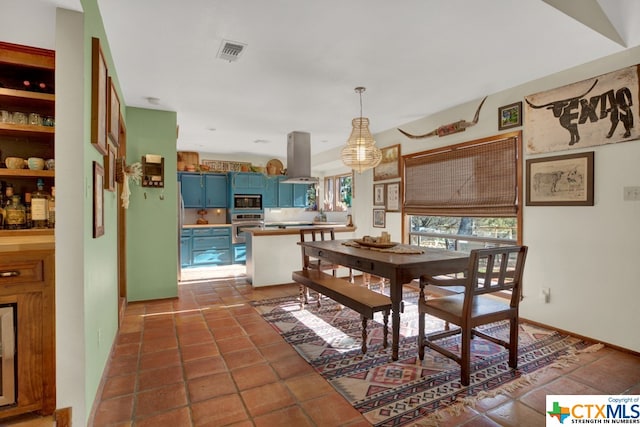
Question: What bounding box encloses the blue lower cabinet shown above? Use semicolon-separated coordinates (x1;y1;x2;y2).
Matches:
183;226;232;267
180;237;191;267
192;249;232;265
233;244;246;264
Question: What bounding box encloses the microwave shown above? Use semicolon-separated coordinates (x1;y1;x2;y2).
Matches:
233;194;262;210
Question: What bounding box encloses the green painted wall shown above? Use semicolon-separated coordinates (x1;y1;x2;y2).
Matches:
125;107;178;301
79;0;122;421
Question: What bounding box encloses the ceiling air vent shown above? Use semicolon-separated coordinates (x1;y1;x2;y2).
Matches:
217;40;247;62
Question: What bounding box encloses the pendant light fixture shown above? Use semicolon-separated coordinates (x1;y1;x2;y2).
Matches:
341;87;382;173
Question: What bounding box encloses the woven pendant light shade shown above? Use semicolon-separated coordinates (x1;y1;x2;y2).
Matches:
341;118;382;173
340;88;382;173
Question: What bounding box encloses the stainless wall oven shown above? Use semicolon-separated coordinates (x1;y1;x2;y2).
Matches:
231;213;264;244
233;194;262;211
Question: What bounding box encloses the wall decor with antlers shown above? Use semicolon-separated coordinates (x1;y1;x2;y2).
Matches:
397;96;487;139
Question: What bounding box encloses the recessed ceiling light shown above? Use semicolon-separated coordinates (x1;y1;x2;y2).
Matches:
207;127;216;131
146;97;160;105
253;139;270;144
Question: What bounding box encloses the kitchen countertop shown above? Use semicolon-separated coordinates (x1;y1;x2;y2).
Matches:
0;231;55;252
182;223;231;228
246;224;356;236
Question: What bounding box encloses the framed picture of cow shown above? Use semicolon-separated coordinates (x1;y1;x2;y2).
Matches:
526;151;594;206
524;65;640;154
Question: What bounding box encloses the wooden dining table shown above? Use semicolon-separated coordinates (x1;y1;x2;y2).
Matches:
297;239;470;360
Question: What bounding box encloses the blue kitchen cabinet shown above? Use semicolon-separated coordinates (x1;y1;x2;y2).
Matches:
180;173;227;208
278;179;294;207
190;227;232;266
233;243;246;264
180;228;193;267
293;183;309;207
204;174;227;207
230;172;265;193
263;176;279;207
277;177;310;208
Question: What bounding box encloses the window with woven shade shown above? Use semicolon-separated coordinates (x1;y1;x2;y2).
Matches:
404;133;521;217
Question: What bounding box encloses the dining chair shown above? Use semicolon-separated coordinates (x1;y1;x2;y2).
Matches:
299;228;354;305
417;245;528;386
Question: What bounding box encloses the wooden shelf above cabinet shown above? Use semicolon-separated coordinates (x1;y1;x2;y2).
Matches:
0;169;54;178
0;88;55;115
0;122;55;139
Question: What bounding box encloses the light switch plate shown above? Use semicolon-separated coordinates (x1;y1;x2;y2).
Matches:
623;186;640;201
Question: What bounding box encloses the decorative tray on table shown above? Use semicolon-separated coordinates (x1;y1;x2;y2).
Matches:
352;239;398;249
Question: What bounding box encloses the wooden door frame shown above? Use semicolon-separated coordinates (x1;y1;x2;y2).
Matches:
117;114;127;324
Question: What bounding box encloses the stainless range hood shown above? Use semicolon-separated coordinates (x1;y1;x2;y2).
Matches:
280;131;319;184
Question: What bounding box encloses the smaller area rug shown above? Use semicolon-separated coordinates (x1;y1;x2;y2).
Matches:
251;290;601;426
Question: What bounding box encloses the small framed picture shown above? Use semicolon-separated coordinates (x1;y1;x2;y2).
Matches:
498;101;522;130
104;143;116;192
93;161;105;238
373;208;385;228
373;183;385;206
385;181;401;212
374;144;401;181
108;76;120;146
526;151;594;206
91;37;109;156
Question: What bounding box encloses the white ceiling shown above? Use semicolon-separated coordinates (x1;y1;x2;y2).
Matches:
11;1;640;159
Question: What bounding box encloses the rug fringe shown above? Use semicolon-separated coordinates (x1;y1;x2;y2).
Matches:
413;342;604;426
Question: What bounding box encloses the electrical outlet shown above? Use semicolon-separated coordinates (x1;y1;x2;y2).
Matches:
623;186;640;201
540;287;551;303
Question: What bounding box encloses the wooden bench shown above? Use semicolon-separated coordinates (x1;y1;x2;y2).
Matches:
292;269;392;354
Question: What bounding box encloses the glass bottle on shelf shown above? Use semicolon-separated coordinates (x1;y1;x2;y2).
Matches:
4;183;13;208
24;192;32;229
4;195;26;229
31;178;50;229
47;186;55;228
0;181;4;229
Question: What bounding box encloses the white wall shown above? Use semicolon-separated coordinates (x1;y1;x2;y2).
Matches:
346;46;640;352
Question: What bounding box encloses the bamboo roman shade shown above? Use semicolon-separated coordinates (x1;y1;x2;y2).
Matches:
404;135;518;217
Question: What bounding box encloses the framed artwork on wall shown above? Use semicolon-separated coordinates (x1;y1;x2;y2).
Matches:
373;183;385;206
385;181;401;212
93;161;105;238
524;65;639;154
91;37;109;156
373;208;385;228
374;144;401;181
526;151;594;206
498;101;522;130
108;76;120;146
104;143;116;192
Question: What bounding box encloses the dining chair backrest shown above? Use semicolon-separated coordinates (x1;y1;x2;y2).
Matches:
464;245;528;308
299;228;336;270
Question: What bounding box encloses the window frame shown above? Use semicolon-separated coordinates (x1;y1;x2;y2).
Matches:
402;131;523;245
323;172;353;212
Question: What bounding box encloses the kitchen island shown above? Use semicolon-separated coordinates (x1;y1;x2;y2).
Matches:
245;224;356;287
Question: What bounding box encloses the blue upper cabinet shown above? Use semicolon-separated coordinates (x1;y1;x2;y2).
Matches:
277;177;309;208
230;172;265;193
180;173;228;208
293;183;309;207
204;174;227;207
180;173;205;208
263;176;279;207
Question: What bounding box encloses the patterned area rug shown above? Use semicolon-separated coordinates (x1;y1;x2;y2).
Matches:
251;290;599;426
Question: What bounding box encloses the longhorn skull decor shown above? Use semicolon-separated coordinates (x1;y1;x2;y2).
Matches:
397;96;487;139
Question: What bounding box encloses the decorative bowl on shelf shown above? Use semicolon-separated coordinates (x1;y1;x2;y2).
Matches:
5;157;25;169
45;159;55;170
27;157;45;170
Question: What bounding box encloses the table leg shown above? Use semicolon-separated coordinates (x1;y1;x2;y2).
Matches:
389;279;402;361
